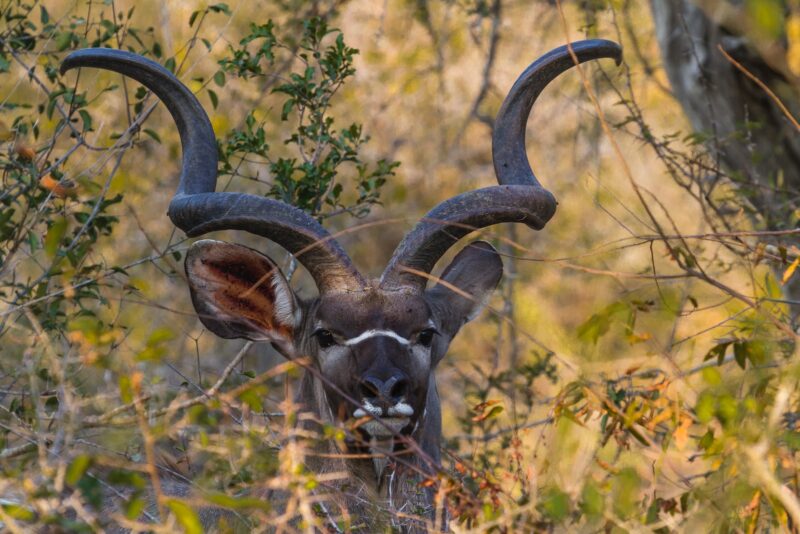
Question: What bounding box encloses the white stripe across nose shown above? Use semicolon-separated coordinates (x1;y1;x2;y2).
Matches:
343;329;410;346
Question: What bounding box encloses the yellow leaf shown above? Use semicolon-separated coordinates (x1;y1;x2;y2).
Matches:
625;332;652;345
788;15;800;75
471;399;504;422
674;416;692;450
782;256;800;285
646;408;672;430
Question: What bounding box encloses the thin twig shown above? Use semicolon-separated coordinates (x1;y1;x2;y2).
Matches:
717;44;800;133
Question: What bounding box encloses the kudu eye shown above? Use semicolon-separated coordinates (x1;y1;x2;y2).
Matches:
313;329;338;349
416;328;438;348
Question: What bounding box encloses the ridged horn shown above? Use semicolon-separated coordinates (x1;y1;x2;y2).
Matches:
61;48;365;293
380;39;622;291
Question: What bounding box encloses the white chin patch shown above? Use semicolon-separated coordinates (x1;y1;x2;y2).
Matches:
361;417;410;437
354;401;414;419
353;400;383;418
387;402;414;417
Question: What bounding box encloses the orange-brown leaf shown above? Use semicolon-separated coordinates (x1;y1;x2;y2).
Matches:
15;144;35;162
39;174;77;198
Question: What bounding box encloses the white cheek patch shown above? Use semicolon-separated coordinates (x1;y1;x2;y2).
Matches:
342;329;411;347
411;344;431;365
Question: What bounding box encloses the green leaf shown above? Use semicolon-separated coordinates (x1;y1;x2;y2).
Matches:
784;431;800;451
733;342;747;369
78;109;93;131
66;454;92;486
213;70;225;87
239;388;264;412
143;129;161;143
207;89;218;109
701;367;722;386
1;503;35;521
44;217;68;259
281;99;294;121
698;429;715;450
207;493;271;511
747;0;784;39
137;347;164;362
539;487;570;522
703;341;730;365
119;375;133;404
717;394;737;425
612;467;641;518
209;3;231;14
580;481;604;518
695;392;715;423
126;496;146;520
147;327;174;345
56;31;73;51
576;301;628;345
107;469;146;489
166;499;202;534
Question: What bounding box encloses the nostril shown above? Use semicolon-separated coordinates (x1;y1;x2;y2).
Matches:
359;377;381;399
360;375;409;405
388;377;408;400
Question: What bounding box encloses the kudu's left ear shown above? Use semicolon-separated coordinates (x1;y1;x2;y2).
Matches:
427;241;503;336
185;240;299;354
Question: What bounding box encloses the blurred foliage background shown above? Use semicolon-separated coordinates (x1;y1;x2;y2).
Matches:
1;0;800;531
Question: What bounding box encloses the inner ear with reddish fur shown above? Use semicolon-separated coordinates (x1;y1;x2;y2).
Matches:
185;240;299;349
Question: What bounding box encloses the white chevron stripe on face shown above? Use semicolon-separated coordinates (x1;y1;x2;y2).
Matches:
342;329;410;346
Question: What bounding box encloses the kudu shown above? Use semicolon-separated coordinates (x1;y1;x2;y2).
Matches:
60;39;621;531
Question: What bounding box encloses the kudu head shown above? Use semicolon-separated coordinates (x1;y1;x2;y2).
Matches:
60;40;621;453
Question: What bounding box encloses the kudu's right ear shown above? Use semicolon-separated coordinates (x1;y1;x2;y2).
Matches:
427;240;503;337
185;240;299;353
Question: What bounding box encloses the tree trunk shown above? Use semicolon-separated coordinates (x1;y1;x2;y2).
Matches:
650;0;800;314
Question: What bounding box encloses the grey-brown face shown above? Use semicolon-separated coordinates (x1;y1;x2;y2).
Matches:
185;239;504;440
309;291;441;437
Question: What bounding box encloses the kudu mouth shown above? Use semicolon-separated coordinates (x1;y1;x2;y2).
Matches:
349;379;416;437
354;418;415;440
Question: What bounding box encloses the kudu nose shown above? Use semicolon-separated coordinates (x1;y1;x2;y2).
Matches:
359;375;409;411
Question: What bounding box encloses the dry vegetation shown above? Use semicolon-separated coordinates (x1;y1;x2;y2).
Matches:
1;0;799;532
